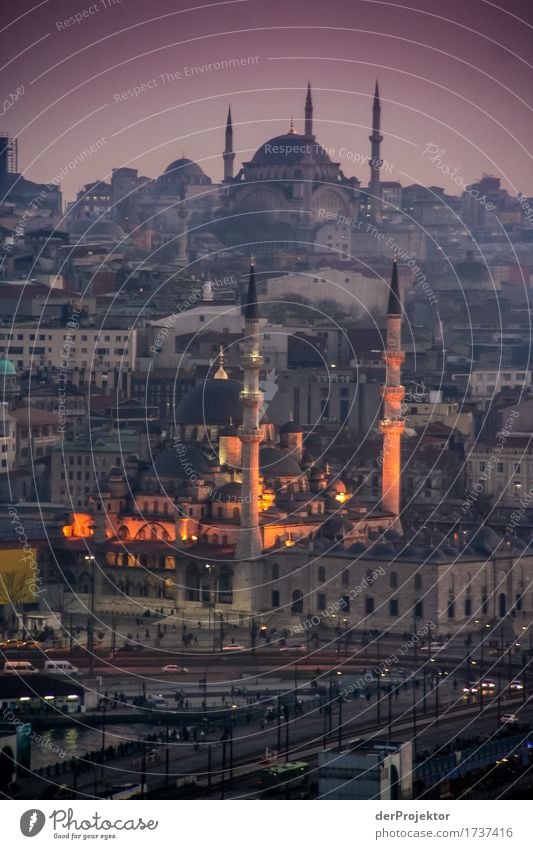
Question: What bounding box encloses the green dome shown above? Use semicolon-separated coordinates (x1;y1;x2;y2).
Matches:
0;358;16;376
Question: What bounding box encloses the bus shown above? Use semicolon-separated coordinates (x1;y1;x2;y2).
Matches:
260;761;309;793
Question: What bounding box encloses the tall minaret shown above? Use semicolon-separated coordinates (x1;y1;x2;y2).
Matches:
223;106;235;182
380;258;405;525
235;261;263;560
369;81;383;222
305;81;313;137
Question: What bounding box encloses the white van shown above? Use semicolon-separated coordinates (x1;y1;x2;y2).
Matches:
3;661;38;674
44;660;79;675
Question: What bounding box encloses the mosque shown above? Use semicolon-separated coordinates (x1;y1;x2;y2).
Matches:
53;258;533;638
115;82;383;245
219;83;366;239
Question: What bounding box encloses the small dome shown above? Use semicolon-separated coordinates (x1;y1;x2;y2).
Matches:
259;446;302;477
219;421;238;437
468;525;502;556
211;482;243;502
321;515;354;539
161;157;211;184
175;379;243;426
348;542;367;554
151;445;215;477
0;358;16;376
280;419;303;434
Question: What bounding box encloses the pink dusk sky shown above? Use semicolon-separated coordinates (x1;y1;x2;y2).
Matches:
1;0;532;202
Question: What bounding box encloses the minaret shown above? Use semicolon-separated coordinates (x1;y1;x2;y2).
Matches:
223;106;235;182
176;184;188;265
380;258;405;525
305;81;313;137
235;260;263;560
369;81;383;222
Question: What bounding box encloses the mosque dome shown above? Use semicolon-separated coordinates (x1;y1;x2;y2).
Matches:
250;133;333;166
211;482;243;502
151;445;216;477
259;446;302;478
161;157;211;185
67;218;126;242
0;358;16;376
280;418;303;434
175;379;243;426
321;515;354;539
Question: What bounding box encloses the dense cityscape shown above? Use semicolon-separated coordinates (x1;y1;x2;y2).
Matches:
0;0;532;818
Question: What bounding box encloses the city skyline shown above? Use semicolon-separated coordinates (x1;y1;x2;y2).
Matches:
1;0;533;202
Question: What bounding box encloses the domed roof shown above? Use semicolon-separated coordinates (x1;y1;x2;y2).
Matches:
251;133;333;166
175;379;242;426
162;157;210;182
280;419;303;434
211;482;242;502
0;358;16;376
151;445;215;477
67;218;126;241
321;515;354;536
468;525;502;556
259;446;302;478
219;420;238;437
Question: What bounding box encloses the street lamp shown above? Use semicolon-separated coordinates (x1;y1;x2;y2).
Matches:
84;554;96;676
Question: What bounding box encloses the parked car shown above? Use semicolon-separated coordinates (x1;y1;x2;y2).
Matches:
3;661;38;674
222;644;246;651
509;680;524;691
161;664;189;672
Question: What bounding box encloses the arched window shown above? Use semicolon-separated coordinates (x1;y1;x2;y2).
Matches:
390;571;398;589
117;525;129;540
498;593;507;618
291;590;304;615
137;528;146;540
232;507;240;520
212;534;219;545
150;527;158;540
162;529;170;541
318;565;326;583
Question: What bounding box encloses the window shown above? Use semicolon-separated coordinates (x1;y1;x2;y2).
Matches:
414;600;423;618
390;571;398;589
272;563;279;580
272;590;280;608
447;600;455;619
318;565;325;583
414;573;422;591
464;598;472;616
291;590;304;615
317;593;326;611
341;568;349;587
365;597;374;615
497;462;504;473
389;599;399;616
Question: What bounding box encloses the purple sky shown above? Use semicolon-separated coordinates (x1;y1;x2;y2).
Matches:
2;0;532;202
